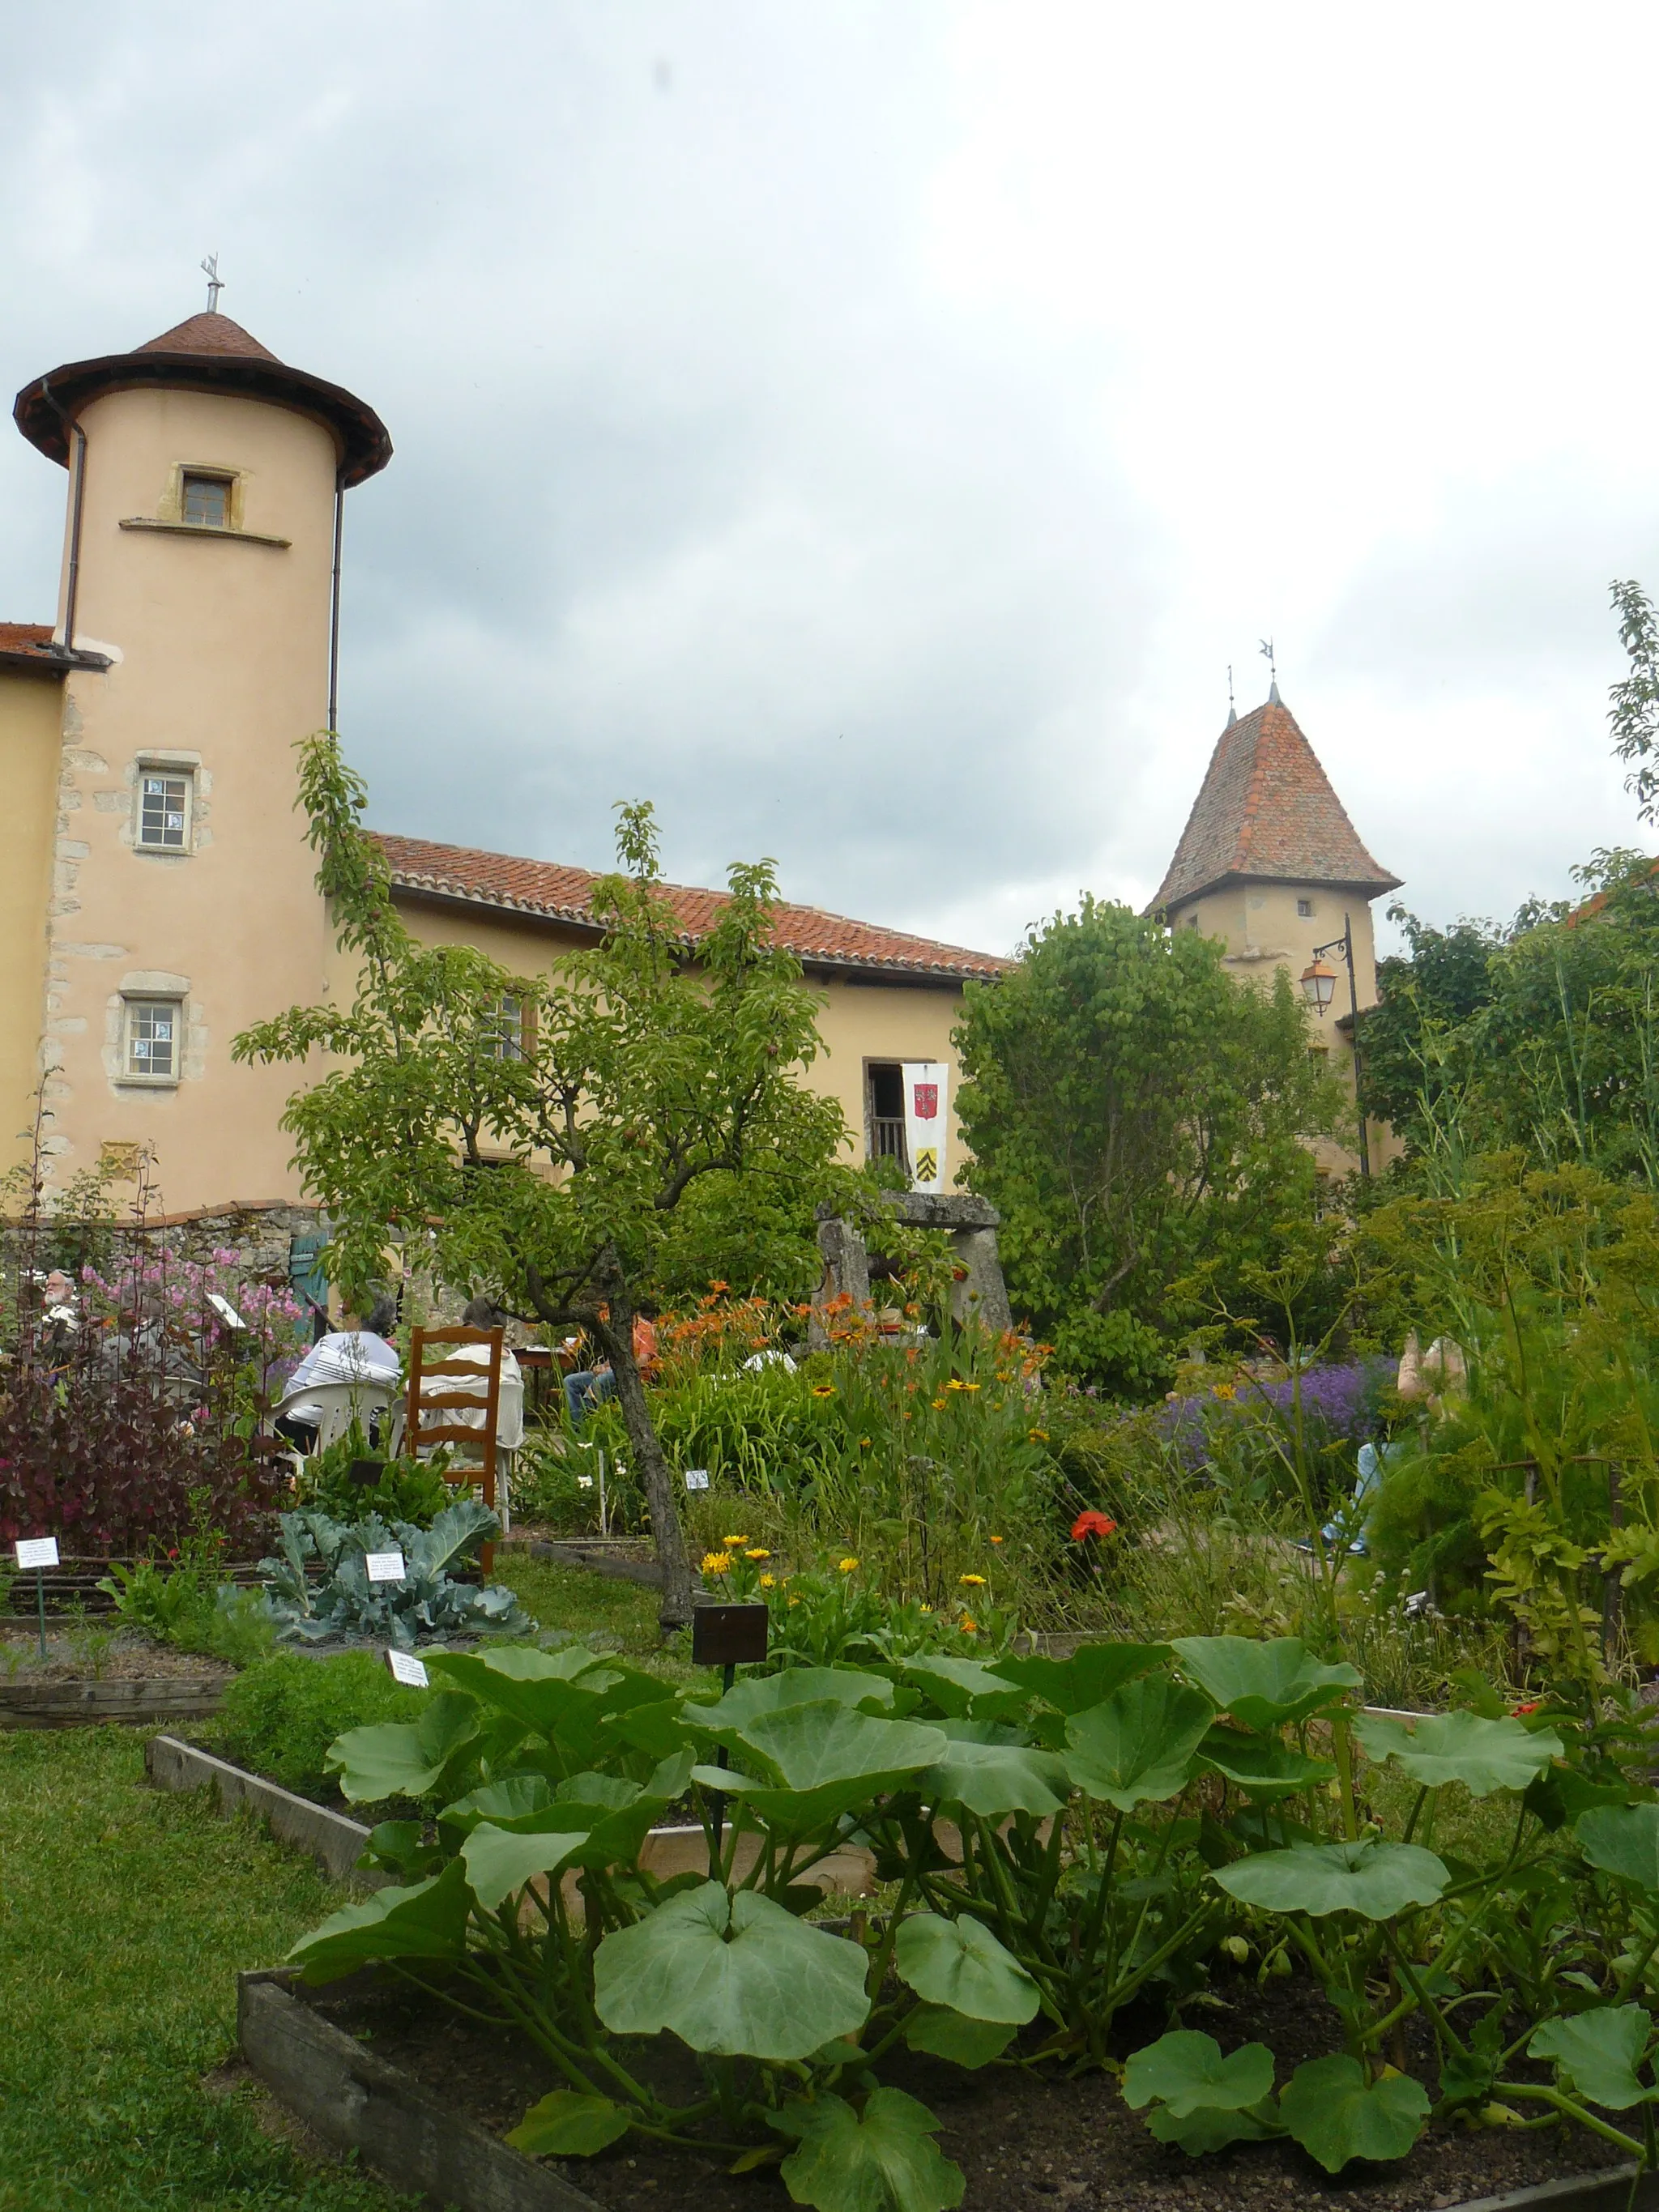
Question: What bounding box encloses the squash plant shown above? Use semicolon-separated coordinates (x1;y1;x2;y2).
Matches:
285;1634;1659;2208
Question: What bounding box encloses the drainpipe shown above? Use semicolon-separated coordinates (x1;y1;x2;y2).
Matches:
327;477;344;732
39;377;87;654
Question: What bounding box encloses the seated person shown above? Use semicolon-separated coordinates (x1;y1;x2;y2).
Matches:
418;1297;525;1453
565;1313;659;1428
275;1296;401;1452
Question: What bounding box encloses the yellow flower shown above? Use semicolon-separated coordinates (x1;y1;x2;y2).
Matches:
959;1615;979;1634
931;1396;949;1411
989;1535;1004;1546
745;1548;771;1562
959;1572;987;1587
811;1383;836;1398
945;1377;965;1391
837;1556;859;1574
919;1604;932;1613
723;1533;750;1546
859;1436;872;1448
787;1594;801;1607
759;1573;777;1589
959;1381;980;1393
1027;1428;1049;1443
1213;1383;1236;1402
700;1550;732;1576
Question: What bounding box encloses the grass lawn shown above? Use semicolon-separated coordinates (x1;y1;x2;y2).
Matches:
491;1547;699;1683
0;1724;416;2212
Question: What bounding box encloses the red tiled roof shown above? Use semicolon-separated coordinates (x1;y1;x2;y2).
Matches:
138;312;279;362
1149;697;1401;911
373;833;1007;982
0;622;53;653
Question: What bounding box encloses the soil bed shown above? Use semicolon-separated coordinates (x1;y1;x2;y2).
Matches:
0;1625;235;1684
302;1969;1630;2212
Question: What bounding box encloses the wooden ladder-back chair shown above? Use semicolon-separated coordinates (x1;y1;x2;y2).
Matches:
403;1325;503;1575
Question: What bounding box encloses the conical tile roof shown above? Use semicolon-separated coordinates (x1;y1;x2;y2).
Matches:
137;312;279;361
1149;697;1401;912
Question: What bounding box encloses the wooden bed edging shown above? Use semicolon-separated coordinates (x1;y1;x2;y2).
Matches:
0;1675;228;1729
1449;2167;1659;2211
238;1969;601;2212
145;1734;390;1888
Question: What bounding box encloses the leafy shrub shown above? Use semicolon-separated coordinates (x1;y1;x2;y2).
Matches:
259;1500;531;1649
1;1136;301;1549
98;1516;277;1665
216;1649;424;1797
294;1421;456;1529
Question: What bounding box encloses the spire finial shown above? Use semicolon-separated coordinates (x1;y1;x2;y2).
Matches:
1259;635;1281;705
1226;664;1237;727
200;253;224;313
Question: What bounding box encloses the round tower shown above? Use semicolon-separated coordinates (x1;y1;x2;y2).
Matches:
11;309;390;1208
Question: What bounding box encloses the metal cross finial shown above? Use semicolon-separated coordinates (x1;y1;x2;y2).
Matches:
200;254;224;312
1227;664;1235;711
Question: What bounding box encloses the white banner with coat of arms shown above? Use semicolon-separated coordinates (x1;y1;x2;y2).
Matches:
901;1062;949;1194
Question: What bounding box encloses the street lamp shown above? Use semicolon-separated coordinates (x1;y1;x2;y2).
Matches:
1299;912;1371;1178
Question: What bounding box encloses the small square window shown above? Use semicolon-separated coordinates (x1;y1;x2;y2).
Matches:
126;999;181;1082
181;472;231;528
138;769;192;851
1297;897;1313;918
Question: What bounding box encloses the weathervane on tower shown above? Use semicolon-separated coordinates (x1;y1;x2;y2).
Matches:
1258;636;1281;704
200;254;224;312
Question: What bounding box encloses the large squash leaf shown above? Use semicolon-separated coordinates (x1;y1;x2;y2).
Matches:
1355;1710;1561;1796
893;1912;1039;2023
1214;1839;1448;1920
1170;1636;1359;1730
1277;2055;1429;2172
593;1881;869;2061
770;2089;965;2212
1064;1676;1213;1810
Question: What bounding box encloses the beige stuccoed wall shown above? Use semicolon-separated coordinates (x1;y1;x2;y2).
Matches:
35;384;341;1208
1168;878;1388;1173
396;897;973;1176
0;670;66;1176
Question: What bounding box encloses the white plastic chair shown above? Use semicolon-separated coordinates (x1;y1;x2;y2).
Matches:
271;1375;398;1456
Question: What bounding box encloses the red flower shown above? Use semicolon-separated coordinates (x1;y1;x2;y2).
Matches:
1071;1511;1119;1541
1511;1699;1543;1716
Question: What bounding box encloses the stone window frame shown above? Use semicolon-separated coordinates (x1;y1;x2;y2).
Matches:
128;750;207;859
1297;897;1315;918
120;992;186;1088
134;762;194;855
164;461;245;533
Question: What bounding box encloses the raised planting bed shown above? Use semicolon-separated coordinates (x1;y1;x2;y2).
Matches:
0;1630;233;1728
145;1734;879;1899
146;1734;389;1886
242;1964;1658;2212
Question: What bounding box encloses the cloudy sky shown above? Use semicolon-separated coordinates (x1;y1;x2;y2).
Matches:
2;3;1654;959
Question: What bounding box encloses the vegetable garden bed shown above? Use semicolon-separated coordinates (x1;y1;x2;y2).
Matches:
245;1963;1646;2212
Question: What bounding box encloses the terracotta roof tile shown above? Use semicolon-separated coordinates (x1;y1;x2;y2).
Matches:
373;833;1007;982
1149;697;1401;911
137;312;279;362
0;622;53;654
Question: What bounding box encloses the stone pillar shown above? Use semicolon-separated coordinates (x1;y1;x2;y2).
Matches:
809;1192;1012;1342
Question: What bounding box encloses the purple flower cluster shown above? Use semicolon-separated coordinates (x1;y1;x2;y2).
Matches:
1156;1357;1397;1473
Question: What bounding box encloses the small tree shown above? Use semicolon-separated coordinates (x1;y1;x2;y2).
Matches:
235;736;848;1624
953;897;1341;1392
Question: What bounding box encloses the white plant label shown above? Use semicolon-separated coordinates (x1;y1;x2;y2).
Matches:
386;1648;429;1687
15;1536;59;1570
365;1549;407;1584
207;1293;247;1330
683;1468;710;1491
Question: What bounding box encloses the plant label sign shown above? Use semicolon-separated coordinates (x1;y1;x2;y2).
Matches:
386;1648;429;1687
207;1293;246;1330
15;1537;59;1571
684;1468;710;1491
365;1549;406;1584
